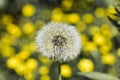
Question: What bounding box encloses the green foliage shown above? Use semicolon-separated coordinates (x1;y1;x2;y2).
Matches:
78;72;119;80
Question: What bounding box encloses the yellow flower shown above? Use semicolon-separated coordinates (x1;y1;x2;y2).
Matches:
38;66;49;75
80;34;88;45
77;58;94;72
17;50;31;60
40;75;51;80
21;43;37;52
107;5;117;15
1;45;15;57
51;8;64;22
24;72;35;80
29;42;37;52
82;13;94;24
61;64;72;78
99;44;112;55
1;34;14;45
35;20;45;28
83;41;97;52
25;58;38;71
1;15;13;24
95;7;106;18
61;0;73;10
101;54;115;65
100;24;112;38
6;57;22;69
67;13;80;24
111;26;119;37
99;40;112;54
61;14;68;22
35;20;45;29
39;56;51;64
22;22;35;35
117;48;120;57
93;33;106;46
89;26;100;35
76;21;86;32
15;63;26;76
22;4;36;17
6;23;22;37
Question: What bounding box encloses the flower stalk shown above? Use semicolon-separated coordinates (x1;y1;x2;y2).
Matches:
50;61;61;80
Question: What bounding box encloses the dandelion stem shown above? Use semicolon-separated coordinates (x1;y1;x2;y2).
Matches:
50;61;62;80
58;62;62;80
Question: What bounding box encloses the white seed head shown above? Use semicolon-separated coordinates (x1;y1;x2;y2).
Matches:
35;22;82;62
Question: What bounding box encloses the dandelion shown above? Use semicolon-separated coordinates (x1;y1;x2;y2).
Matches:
35;22;81;62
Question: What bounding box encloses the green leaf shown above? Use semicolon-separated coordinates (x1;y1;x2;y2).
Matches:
78;71;119;80
90;51;101;60
59;74;62;80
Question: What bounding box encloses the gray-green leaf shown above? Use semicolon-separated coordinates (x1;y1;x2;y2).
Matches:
78;71;119;80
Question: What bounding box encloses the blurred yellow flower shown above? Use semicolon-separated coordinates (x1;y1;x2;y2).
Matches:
117;48;120;57
67;13;80;24
17;50;31;60
35;20;45;28
1;45;15;57
100;24;112;38
39;56;51;65
93;33;106;46
21;43;37;52
7;57;22;69
61;14;70;22
61;0;73;10
111;26;119;37
40;75;51;80
22;22;35;35
80;34;88;45
99;44;112;55
61;64;72;78
77;58;94;72
101;54;115;65
24;72;35;80
89;26;100;35
25;58;38;71
22;4;36;17
6;23;22;37
99;40;112;54
1;34;14;45
51;8;64;22
107;5;117;15
82;13;94;24
1;15;13;24
29;42;37;52
95;7;106;18
15;63;26;76
38;66;49;75
76;21;86;32
106;40;113;49
83;41;97;52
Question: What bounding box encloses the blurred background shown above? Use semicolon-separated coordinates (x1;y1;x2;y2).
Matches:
0;0;120;80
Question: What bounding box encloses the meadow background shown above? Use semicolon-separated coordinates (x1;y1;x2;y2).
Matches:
0;0;120;80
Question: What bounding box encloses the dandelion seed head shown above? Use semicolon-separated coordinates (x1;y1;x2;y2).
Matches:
35;22;82;62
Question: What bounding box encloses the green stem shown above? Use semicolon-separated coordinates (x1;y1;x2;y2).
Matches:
59;62;61;80
50;61;62;80
59;74;61;80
